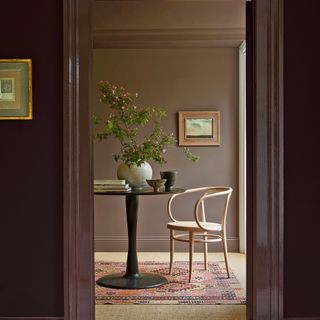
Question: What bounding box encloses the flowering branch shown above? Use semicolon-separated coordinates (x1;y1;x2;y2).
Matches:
94;80;199;166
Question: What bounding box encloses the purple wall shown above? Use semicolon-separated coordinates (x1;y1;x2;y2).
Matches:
0;0;63;316
284;0;320;317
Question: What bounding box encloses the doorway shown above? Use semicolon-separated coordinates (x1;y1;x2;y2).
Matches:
63;0;284;319
93;1;245;317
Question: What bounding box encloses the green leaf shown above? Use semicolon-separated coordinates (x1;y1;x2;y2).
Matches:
94;80;199;165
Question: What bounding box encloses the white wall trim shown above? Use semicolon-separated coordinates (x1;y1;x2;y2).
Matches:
239;40;246;254
93;27;245;48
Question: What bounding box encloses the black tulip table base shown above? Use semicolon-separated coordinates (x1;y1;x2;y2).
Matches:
96;273;168;289
94;191;185;290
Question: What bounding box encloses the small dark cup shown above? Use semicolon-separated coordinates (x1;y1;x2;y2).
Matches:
160;170;178;191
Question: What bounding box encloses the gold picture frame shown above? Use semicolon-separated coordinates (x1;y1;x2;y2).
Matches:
178;111;220;146
0;59;33;120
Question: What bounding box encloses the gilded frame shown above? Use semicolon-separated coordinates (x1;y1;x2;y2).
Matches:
178;111;220;146
0;59;33;120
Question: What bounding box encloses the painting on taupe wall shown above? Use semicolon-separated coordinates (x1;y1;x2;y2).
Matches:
178;111;220;146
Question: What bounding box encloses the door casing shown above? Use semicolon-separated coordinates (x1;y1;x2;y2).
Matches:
62;0;284;319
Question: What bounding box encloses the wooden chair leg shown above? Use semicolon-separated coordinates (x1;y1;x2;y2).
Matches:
169;229;174;275
222;232;230;278
189;231;194;282
203;232;208;270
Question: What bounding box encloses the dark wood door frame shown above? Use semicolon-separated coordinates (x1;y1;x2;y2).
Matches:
62;0;284;319
246;0;284;319
63;0;94;319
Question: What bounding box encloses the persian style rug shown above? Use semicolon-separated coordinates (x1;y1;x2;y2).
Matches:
95;261;246;305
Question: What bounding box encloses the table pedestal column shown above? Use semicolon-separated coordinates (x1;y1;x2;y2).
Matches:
125;195;139;276
96;195;168;289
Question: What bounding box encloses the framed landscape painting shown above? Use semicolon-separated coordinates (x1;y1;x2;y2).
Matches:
0;59;33;120
178;111;220;146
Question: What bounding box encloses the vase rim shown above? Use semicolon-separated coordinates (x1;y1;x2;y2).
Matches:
121;161;150;167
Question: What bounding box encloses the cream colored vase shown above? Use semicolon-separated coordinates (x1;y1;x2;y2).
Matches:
117;162;152;190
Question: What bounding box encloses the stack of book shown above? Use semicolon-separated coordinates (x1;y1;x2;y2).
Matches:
94;179;131;192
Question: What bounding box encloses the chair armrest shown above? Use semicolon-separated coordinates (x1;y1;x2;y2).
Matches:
167;187;219;222
193;187;233;231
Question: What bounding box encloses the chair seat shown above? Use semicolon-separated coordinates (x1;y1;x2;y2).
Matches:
167;220;222;232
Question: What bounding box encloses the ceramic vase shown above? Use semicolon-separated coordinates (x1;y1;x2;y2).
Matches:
160;170;178;191
117;162;152;190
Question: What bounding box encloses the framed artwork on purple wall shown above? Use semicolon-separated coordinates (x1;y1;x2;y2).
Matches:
178;111;220;146
0;59;33;120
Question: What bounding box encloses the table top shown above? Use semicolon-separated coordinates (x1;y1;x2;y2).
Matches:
94;187;186;196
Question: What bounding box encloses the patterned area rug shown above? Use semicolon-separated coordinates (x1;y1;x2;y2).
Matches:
95;261;246;305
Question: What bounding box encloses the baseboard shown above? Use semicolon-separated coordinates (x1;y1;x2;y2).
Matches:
0;317;63;320
284;317;320;320
94;235;239;252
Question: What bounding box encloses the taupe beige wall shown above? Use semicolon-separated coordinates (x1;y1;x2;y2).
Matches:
93;47;240;252
92;0;244;252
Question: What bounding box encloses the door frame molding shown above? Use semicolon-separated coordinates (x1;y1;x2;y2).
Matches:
246;1;284;318
62;0;284;319
63;0;94;319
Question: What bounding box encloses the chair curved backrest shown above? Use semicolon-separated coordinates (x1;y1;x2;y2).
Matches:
194;186;233;232
167;186;216;222
167;186;233;230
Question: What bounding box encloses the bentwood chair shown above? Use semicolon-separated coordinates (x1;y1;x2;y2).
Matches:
167;186;233;282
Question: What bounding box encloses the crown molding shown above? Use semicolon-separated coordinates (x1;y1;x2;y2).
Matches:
93;27;245;48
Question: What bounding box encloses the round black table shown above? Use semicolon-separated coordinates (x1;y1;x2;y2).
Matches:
94;187;185;289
